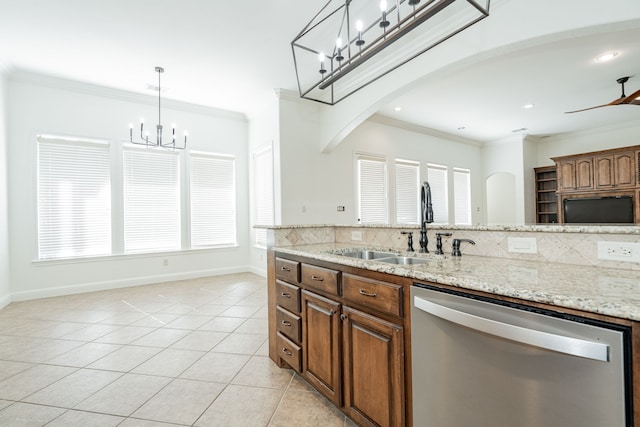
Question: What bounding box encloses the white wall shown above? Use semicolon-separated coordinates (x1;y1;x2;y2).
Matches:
0;73;10;308
535;120;640;165
278;96;483;225
6;71;250;300
247;91;279;277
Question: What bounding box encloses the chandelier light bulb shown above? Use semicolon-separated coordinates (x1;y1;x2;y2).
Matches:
379;1;390;28
318;52;325;62
318;52;327;75
336;38;342;49
355;20;365;46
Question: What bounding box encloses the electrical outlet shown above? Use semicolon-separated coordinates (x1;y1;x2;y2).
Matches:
351;231;362;241
337;206;345;212
597;241;640;262
507;237;537;254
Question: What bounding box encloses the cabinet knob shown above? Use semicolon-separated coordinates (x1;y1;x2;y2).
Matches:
311;275;324;282
281;320;292;327
340;314;347;321
280;292;291;298
280;266;291;272
282;347;292;356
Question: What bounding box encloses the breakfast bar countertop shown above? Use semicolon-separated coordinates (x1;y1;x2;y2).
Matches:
272;243;640;322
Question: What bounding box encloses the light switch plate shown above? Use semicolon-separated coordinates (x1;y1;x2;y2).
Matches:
351;231;362;241
507;237;537;254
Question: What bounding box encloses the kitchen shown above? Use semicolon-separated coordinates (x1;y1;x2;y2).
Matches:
1;0;640;425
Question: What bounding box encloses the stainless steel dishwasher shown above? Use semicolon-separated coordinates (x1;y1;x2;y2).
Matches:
411;283;632;427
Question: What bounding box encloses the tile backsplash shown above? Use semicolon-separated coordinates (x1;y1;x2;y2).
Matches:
269;225;640;271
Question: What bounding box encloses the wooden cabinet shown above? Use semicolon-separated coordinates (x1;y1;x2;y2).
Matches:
534;166;558;224
556;157;593;191
342;306;404;427
594;151;636;189
302;290;342;406
268;252;409;426
547;145;640;224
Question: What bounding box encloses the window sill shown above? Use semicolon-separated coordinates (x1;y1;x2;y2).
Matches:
33;245;240;266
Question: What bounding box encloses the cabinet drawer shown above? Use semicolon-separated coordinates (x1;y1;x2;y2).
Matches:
275;258;300;283
301;264;340;295
275;280;301;313
277;332;302;373
342;273;403;318
276;306;302;344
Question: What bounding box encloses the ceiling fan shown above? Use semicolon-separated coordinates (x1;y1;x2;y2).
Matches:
565;76;640;114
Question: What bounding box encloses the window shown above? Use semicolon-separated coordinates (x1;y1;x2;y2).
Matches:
395;159;420;224
123;147;180;253
454;168;472;225
427;163;448;224
253;146;274;246
37;136;111;260
190;152;236;247
357;154;388;224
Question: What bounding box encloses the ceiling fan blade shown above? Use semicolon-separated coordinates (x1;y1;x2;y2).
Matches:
620;88;640;105
564;103;611;114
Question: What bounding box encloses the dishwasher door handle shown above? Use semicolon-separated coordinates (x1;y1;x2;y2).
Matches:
414;295;610;362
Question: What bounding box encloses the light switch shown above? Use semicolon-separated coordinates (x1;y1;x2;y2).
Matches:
507;237;537;254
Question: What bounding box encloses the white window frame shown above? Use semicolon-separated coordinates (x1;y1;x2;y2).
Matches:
252;145;274;247
356;153;388;224
189;151;237;248
37;135;112;260
395;158;420;225
453;167;472;225
427;163;449;224
122;146;181;254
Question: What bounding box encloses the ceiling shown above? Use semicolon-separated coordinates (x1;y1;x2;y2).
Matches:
0;0;639;143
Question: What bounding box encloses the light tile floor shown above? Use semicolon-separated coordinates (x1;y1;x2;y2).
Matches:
0;273;356;426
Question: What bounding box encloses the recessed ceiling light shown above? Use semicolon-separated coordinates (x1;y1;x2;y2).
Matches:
523;103;535;109
511;127;528;133
457;126;466;131
394;106;402;112
595;51;620;62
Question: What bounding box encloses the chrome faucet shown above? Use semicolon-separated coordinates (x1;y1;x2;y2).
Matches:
452;239;476;257
419;181;434;253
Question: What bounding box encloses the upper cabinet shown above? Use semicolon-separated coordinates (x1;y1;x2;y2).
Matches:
594;152;636;189
556;157;594;191
552;145;638;194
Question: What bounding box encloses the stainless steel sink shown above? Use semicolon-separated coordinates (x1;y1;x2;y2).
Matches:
339;250;398;260
377;256;429;265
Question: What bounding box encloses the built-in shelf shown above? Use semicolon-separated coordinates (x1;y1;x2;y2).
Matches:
534;166;558;224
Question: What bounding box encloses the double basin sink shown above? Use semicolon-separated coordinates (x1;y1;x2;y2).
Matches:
338;250;430;265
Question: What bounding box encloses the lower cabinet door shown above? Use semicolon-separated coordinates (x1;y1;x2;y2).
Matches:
342;306;404;427
302;290;342;406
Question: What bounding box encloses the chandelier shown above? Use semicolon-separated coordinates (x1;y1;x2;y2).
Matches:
129;66;188;149
292;0;490;105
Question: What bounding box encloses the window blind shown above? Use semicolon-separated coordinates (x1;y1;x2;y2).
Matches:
395;159;420;225
427;163;449;224
357;154;388;224
454;168;472;225
253;146;274;246
190;152;237;247
37;136;112;259
123;147;180;253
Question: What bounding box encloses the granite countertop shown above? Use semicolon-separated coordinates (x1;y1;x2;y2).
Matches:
272;243;640;322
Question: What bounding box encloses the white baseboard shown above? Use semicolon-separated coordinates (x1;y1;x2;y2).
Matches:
248;265;267;278
0;292;11;310
10;265;255;302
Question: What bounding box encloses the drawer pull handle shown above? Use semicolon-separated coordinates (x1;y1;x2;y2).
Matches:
359;289;377;298
311;275;324;281
280;266;291;272
280;292;291;298
281;320;292;327
282;347;292;356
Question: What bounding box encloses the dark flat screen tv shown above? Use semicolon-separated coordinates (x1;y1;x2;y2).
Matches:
563;196;634;224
